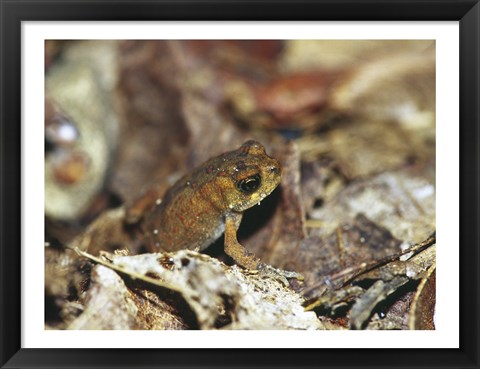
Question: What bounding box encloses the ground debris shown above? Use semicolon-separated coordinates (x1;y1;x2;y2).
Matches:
303;234;436;330
308;169;435;244
72;249;321;330
408;264;436;330
45;40;437;331
67;265;138;330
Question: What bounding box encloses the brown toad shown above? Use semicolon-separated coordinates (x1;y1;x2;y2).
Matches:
128;140;301;284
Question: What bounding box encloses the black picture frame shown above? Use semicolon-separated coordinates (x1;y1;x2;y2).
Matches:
1;1;479;368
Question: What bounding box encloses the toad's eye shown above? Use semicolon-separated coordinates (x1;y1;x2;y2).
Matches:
236;174;261;194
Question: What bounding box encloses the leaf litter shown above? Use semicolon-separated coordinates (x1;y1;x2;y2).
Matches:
45;40;436;330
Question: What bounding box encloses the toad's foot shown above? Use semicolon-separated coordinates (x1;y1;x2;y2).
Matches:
256;263;304;287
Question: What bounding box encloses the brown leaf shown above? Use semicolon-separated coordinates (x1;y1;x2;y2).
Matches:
331;49;435;127
112;41;190;204
408;266;436;330
299;214;403;291
308;168;435;245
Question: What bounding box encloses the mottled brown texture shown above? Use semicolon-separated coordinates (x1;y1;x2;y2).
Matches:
366;290;414;330
307;169;436;246
330;49;435;125
255;71;340;125
67;265;138;330
129;289;190;330
45;246;88;301
409;266;436;330
112;41;191;204
109;251;319;330
70;207;138;256
44;40;437;330
298;214;403;291
135;140;282;271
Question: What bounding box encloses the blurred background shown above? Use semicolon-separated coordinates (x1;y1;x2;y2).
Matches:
45;40;436;330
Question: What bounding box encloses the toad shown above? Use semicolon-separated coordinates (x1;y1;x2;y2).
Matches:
127;140;302;285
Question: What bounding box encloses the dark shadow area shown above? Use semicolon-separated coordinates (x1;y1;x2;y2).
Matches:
204;186;282;264
237;185;281;240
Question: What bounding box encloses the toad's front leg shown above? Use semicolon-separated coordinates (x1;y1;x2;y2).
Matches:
224;213;260;270
224;213;303;286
